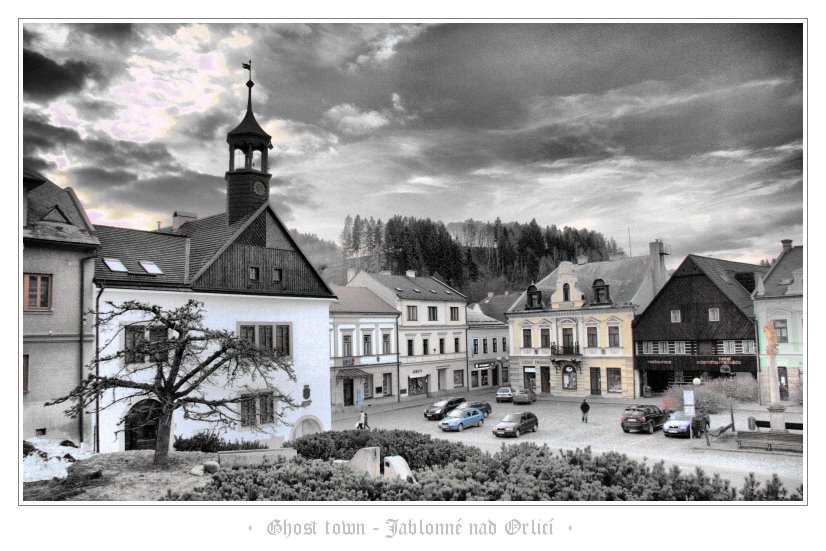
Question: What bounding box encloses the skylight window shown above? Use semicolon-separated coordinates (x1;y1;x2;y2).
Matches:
413;288;421;293
444;290;452;294
430;289;438;294
103;258;128;273
139;261;164;275
395;287;403;292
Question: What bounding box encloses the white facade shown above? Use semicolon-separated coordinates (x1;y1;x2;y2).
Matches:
466;305;510;389
95;287;333;452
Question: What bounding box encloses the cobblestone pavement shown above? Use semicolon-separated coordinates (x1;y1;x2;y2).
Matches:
333;389;805;490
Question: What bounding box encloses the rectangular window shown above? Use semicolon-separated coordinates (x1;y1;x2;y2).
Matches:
24;273;52;311
342;335;352;357
439;338;445;354
259;393;274;424
363;334;372;356
493;339;498;353
671;309;681;323
249;266;260;281
382;334;391;354
723;340;736;354
658;341;669;354
240;325;256;344
674;341;686;354
125;326;146;364
23;355;29;393
522;328;532;348
258;325;273;352
773;319;789;343
562;368;577;390
587;326;598;348
149;326;168;363
450;307;459;321
271;268;283;283
471;371;479;387
643;341;653;354
240;395;256;426
607;368;622;393
383;373;393;396
608;326;620;347
407;339;414;356
473;339;479;354
540;328;550;348
744;340;755;354
453;370;464;387
406;306;418;321
454;337;460;353
423;339;429;355
275;325;290;356
428;306;438;321
708;307;720;322
502;337;507;352
483;339;488;354
364;375;374;399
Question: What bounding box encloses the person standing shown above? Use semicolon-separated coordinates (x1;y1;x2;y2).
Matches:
580;399;590;423
359;409;369;429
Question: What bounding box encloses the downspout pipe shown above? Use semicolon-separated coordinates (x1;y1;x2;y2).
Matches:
78;254;97;447
94;282;105;453
395;314;400;404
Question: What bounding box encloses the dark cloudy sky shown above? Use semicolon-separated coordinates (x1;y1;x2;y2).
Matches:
22;22;803;267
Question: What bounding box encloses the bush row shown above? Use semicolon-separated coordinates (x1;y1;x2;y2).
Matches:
172;431;269;453
661;376;759;414
168;431;802;501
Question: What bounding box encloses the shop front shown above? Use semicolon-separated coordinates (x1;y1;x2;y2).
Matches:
637;355;757;393
471;361;500;389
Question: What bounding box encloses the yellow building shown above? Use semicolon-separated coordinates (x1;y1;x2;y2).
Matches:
506;242;669;399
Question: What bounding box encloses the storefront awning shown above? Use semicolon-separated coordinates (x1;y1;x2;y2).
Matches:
335;368;371;379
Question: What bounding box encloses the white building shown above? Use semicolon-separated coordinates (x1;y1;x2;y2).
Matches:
329;284;400;411
466;304;510;389
347;270;469;400
92;76;336;452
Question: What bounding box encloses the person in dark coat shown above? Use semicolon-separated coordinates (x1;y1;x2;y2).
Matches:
580;399;590;422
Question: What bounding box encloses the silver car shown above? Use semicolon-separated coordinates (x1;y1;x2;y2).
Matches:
495;387;516;403
512;388;537;404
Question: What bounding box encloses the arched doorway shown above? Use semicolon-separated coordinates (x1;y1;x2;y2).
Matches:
125;399;161;450
291;416;323;440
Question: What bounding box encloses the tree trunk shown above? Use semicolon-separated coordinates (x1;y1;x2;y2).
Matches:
153;407;174;467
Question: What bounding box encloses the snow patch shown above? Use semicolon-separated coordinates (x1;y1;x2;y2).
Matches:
23;437;94;482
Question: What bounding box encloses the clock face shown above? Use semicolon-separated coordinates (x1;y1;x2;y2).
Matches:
253;181;266;196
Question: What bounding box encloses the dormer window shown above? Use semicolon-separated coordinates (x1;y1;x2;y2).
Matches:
103;258;128;273
562;283;570;302
592;279;611;304
139;261;163;275
526;284;542;310
249;266;260;281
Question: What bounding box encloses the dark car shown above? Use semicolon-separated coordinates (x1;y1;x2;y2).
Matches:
495;387;516;402
456;400;492;417
512;388;537;404
492;411;538;438
621;404;671;434
424;396;466;420
662;410;711;438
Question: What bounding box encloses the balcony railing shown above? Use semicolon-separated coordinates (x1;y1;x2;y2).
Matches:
551;343;580;356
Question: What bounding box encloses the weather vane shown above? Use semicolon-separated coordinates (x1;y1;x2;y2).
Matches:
242;59;252;80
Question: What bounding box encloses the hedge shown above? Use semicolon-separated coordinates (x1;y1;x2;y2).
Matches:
172;431;269;453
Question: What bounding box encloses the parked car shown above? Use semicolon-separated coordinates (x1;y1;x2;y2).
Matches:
663;410;711;438
495;387;516;402
492;411;538;437
620;404;671;434
512;388;537;404
438;408;485;431
456;400;492;417
424;396;466;420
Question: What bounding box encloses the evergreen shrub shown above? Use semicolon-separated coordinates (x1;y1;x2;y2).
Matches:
172;431;269;453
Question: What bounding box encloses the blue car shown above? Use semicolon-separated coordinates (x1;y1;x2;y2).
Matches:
662;411;710;438
438;408;485;432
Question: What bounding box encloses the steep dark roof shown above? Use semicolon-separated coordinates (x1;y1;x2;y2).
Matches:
329;285;399;315
24;172;99;247
94;225;188;286
368;273;467;301
175;211;250;278
508;255;654;312
466;306;507;328
757;246;803;298
687;255;767;318
477;293;519;323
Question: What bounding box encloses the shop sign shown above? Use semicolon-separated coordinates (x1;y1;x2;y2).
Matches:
475;362;493;369
343;358;356;367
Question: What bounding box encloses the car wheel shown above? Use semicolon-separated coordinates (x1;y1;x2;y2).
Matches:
458;423;464;431
484;411;489;418
647;423;654;434
515;429;521;438
478;419;484;427
532;424;537;432
623;427;630;433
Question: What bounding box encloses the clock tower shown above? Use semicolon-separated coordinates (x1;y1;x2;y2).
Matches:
225;61;273;225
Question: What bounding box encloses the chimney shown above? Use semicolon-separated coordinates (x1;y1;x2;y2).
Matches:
649;239;670;292
173;211;197;230
405;270;416;278
577;254;588;265
781;239;792;254
346;269;356;283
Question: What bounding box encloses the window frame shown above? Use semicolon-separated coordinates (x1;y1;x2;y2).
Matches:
342;334;352;357
773;319;789;343
522;328;532;348
483;338;488;354
586;326;598;348
562;367;577;390
24;273;52;311
249;266;260;281
363;334;372;356
239;391;276;426
607;367;622;393
406;305;418;321
407;339;414;356
238;322;292;357
23;354;29;393
454;337;460;353
493;339;498;353
450;307;459;321
422;338;429;355
723;340;736;354
439;338;445;354
271;268;283;283
382;333;391;354
642;341;653;354
428;306;438;321
124;325;146;364
608;325;620;348
670;309;681;323
674;341;687;354
708;307;720;322
540;328;550;348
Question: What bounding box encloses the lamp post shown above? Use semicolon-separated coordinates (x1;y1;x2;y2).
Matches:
763;321;787;432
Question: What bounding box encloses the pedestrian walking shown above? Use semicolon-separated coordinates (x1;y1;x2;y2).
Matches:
359;409;369;429
580;399;590;423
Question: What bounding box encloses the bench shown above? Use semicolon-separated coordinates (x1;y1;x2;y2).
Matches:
735;431;803;453
752;419;804;431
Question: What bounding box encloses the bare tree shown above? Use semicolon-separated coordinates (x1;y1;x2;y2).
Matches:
47;299;305;467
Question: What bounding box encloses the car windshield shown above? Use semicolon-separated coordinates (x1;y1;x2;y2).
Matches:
433;400;449;407
668;411;690;421
497;388;512;393
515;389;528;394
446;410;464;418
501;414;521;422
457;402;471;409
623;409;645;416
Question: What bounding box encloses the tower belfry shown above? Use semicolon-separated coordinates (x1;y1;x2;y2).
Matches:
226;60;274;225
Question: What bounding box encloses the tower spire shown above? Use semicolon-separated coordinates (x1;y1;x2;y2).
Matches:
242;60;253;113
